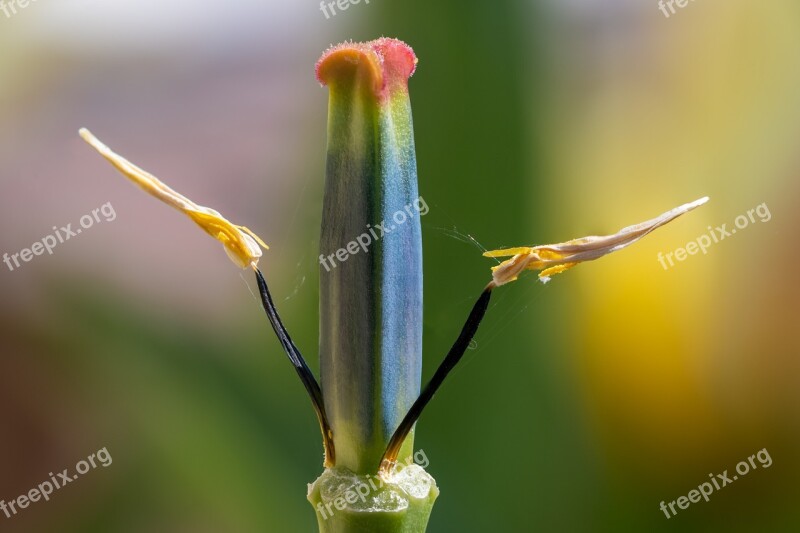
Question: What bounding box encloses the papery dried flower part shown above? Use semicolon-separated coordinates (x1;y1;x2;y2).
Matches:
485;197;709;286
80;128;335;466
79;128;268;269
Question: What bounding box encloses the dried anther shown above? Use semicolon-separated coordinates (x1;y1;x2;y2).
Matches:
79;128;267;269
485;197;709;286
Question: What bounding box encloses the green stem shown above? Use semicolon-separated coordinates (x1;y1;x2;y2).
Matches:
317;39;423;474
307;466;438;533
312;39;435;532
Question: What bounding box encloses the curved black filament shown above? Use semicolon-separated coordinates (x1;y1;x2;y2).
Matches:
380;286;493;475
254;268;335;466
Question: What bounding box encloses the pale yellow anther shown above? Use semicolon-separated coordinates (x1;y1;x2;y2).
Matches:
485;197;709;286
79;128;268;269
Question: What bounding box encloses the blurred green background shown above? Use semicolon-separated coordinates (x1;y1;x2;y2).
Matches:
1;1;799;531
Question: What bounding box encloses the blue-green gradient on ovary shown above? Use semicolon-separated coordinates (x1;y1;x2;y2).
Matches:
318;42;422;474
